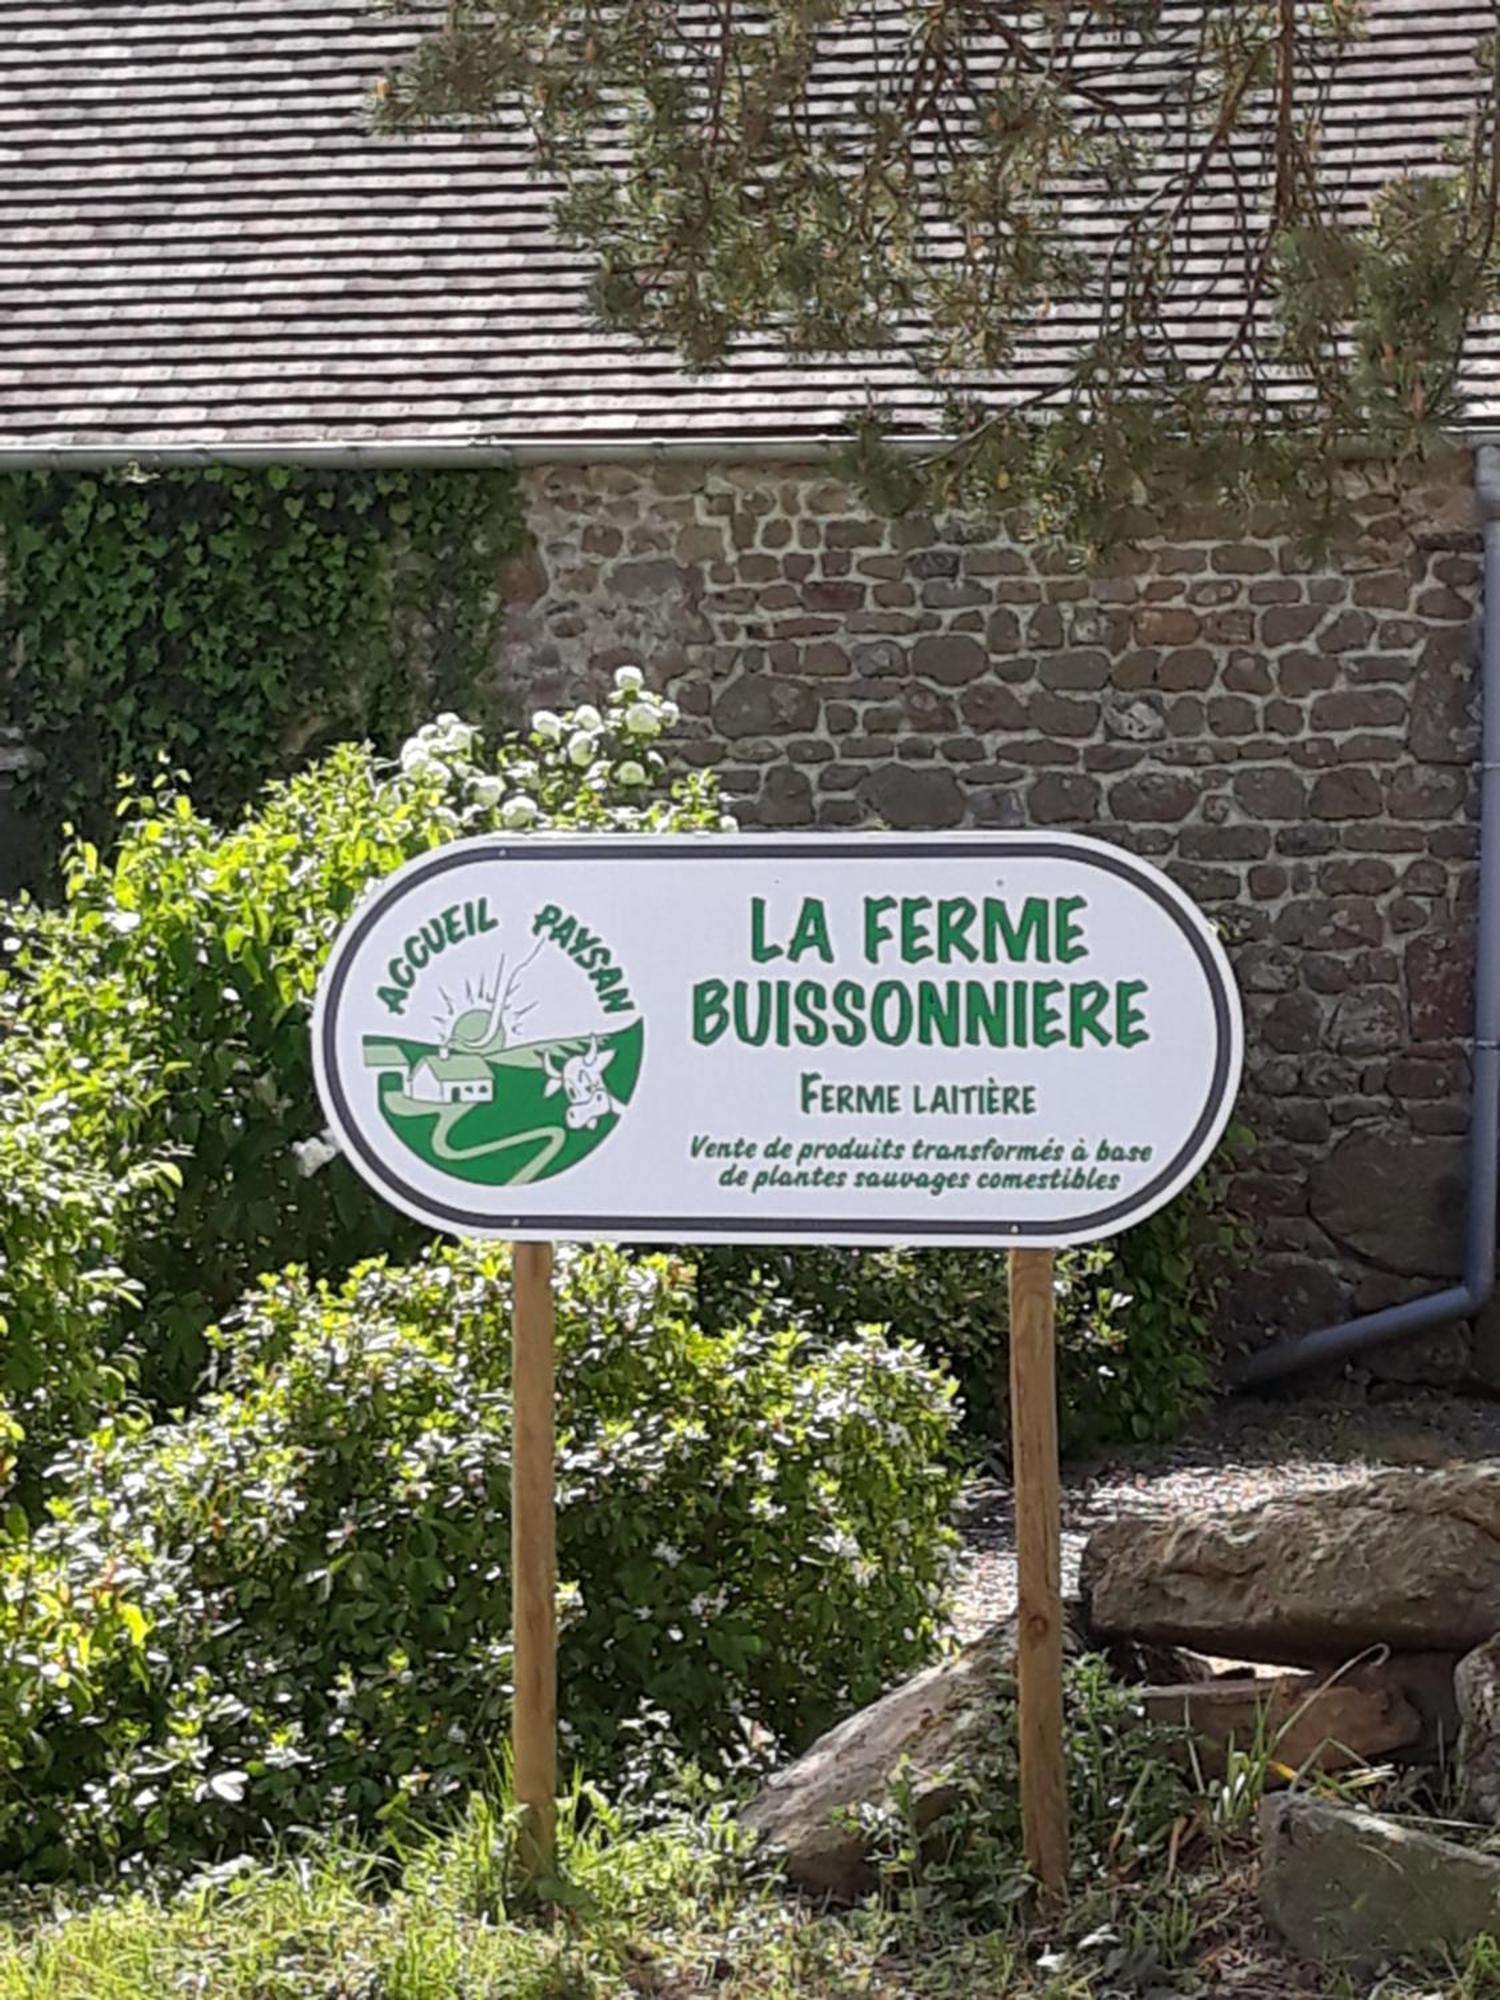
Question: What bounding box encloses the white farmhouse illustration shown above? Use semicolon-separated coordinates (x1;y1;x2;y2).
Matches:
406;1050;495;1105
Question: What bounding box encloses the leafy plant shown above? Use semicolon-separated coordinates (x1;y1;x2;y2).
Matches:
0;683;722;1480
0;1242;959;1880
0;466;525;884
865;1656;1193;1935
696;1133;1248;1457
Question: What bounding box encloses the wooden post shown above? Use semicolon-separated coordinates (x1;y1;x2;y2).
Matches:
512;1239;558;1886
1007;1246;1069;1900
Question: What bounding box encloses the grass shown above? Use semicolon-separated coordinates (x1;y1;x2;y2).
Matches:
4;1663;1500;1999
0;1792;887;2000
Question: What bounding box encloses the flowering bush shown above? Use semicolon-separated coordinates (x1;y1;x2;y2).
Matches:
0;1243;959;1880
696;1154;1241;1462
0;675;723;1479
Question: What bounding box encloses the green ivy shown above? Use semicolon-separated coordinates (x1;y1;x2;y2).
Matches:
0;466;526;882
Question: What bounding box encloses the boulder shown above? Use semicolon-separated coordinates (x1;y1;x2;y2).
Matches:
742;1609;1080;1901
1307;1126;1465;1278
1457;1633;1500;1821
1139;1665;1422;1780
1260;1794;1500;1965
1082;1464;1500;1663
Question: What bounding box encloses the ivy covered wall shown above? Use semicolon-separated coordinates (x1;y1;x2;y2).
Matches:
0;466;527;889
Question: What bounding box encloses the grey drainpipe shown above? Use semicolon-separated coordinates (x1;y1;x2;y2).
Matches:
1229;442;1500;1390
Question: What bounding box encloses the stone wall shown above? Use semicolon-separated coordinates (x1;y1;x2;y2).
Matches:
495;453;1486;1369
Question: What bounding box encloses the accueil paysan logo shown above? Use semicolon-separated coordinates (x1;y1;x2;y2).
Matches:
343;874;642;1190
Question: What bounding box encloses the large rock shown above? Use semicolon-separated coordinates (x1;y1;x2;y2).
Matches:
1408;628;1480;766
1457;1633;1500;1821
1082;1464;1500;1664
1307;1125;1465;1278
1139;1665;1421;1780
1261;1794;1500;1965
742;1611;1079;1900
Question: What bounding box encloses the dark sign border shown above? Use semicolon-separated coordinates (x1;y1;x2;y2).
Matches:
316;836;1239;1244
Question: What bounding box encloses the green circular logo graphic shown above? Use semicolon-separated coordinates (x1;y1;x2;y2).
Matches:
331;865;645;1192
365;1017;644;1188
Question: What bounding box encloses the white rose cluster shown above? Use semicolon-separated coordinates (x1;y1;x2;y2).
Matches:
397;665;694;839
398;711;479;780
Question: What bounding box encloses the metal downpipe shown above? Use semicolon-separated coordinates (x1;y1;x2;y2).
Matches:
1228;444;1500;1390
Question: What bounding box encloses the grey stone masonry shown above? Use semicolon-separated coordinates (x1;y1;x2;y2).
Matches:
496;453;1485;1364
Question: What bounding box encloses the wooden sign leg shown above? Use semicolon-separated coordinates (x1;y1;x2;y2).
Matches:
512;1240;558;1887
1008;1246;1069;1900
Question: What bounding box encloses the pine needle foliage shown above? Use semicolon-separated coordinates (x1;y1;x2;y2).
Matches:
376;2;1500;547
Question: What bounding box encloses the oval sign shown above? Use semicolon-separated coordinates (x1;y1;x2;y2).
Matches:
311;832;1242;1247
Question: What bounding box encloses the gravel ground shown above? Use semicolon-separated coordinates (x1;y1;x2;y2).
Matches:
952;1384;1500;1642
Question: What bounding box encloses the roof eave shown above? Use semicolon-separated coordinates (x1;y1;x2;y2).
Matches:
0;428;1487;474
0;434;892;472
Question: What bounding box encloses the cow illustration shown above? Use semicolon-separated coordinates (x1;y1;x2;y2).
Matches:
542;1037;622;1131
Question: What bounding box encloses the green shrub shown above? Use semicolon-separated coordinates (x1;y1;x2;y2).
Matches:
0;905;184;1503
0;1241;959;1880
695;1138;1247;1457
0;682;723;1467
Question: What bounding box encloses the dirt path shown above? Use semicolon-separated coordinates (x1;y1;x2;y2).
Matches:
952;1385;1500;1642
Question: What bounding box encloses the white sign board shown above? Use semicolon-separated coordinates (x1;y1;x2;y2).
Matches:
311;832;1242;1247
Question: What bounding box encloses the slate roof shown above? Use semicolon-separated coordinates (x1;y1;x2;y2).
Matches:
0;0;1497;457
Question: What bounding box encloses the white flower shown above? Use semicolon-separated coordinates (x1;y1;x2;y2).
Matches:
623;702;661;737
567;731;598;768
424;714;477;758
105;909;142;935
652;1541;682;1568
470;774;504;809
531;709;563;742
400;739;438;777
614;760;647;787
613;664;645;694
291;1133;339;1178
659;699;680;726
571;703;604;733
501;794;539;829
508;759;539;784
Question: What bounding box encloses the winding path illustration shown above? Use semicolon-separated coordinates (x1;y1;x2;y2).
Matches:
426;1104;567;1183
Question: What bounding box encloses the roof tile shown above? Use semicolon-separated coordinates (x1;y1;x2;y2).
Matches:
0;0;1496;451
